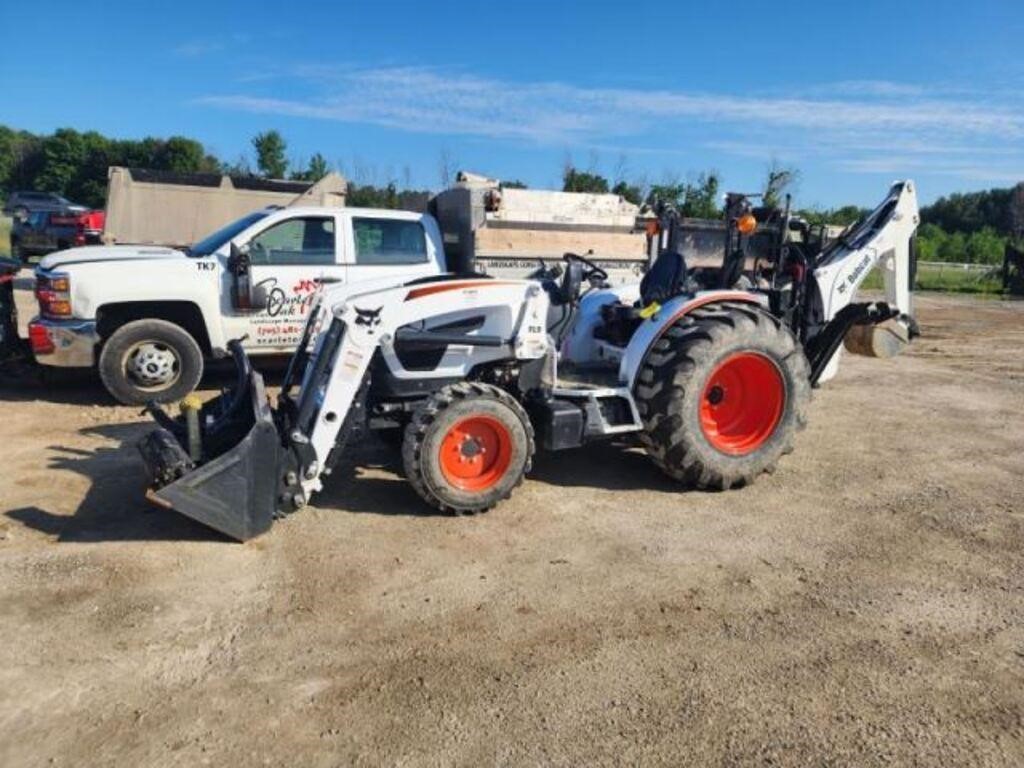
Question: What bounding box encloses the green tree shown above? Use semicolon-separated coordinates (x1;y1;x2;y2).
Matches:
158;136;207;173
562;166;609;194
937;231;966;262
73;131;114;206
915;223;946;261
796;205;868;227
500;179;528;189
289;153;331;182
681;172;720;219
646;172;720;219
921;188;1014;234
35;128;86;196
252;130;288;179
646;182;687;209
0;128;42;193
611;180;642;205
306;152;330;182
763;160;800;208
964;227;1005;265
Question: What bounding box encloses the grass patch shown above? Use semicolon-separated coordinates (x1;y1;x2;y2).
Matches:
0;216;10;258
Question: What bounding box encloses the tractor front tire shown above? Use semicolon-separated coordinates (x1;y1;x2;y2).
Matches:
403;382;534;514
636;302;811;490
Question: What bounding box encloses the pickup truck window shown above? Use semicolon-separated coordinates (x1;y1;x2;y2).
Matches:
353;217;428;265
191;210;269;257
250;216;336;266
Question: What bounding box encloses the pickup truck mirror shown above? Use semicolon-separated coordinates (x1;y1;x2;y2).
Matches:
228;240;251;269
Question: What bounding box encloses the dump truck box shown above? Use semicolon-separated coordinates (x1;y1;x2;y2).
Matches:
102;167;347;248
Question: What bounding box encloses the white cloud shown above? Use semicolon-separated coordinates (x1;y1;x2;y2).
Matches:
193;65;1024;183
198;66;1024;139
836;157;1024;183
810;80;928;98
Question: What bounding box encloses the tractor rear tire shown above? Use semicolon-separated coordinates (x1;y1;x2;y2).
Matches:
636;302;811;490
403;382;534;514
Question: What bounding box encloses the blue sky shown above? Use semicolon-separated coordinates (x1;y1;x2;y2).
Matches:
3;0;1023;207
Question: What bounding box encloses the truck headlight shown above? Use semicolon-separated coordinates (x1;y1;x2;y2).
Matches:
35;272;73;318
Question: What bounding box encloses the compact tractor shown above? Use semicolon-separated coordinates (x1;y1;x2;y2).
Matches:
139;181;920;540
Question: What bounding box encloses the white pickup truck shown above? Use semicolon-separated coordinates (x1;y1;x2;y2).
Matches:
29;206;446;403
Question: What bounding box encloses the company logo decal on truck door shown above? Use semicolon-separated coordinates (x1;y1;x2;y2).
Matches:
250;278;322;347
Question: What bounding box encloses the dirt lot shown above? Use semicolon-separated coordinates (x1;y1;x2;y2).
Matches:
0;292;1022;767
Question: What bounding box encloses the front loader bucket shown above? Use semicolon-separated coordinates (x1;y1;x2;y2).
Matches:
139;368;283;541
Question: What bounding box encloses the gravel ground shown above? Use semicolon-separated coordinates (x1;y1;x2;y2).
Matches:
0;292;1021;767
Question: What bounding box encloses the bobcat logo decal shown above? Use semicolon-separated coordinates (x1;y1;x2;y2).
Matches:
354;306;383;331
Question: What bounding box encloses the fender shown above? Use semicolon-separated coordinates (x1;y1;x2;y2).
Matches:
619;290;766;388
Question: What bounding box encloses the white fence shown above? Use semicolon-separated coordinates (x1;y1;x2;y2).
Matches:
917;260;994;273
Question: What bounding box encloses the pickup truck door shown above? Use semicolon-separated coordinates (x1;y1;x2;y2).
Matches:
221;213;344;352
344;214;440;287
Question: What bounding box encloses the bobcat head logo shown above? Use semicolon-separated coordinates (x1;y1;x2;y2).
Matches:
354;306;383;331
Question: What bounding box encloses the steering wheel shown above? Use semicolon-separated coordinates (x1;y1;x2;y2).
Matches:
563;252;608;284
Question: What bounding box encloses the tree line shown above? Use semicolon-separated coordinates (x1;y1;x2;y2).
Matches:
1;124;1020;265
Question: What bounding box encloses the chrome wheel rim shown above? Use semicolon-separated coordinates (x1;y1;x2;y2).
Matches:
123;340;181;390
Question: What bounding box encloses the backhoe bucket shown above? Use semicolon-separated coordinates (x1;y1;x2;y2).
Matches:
138;368;283;541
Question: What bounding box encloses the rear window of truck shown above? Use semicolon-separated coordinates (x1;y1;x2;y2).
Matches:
353;218;428;265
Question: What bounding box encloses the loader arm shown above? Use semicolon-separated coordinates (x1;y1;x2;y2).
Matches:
139;276;549;540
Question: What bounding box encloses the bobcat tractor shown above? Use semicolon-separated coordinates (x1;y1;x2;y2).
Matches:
139;181;920;540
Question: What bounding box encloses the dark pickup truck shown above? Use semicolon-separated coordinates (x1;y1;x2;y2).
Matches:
11;209;105;263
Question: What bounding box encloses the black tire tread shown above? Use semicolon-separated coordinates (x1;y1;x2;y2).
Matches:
636;302;811;490
402;381;534;514
98;318;204;406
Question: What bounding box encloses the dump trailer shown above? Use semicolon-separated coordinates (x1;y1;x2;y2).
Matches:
430;173;811;283
102;166;347;248
432;173;652;284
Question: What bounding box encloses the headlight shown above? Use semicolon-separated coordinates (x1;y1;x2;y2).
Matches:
35;272;73;318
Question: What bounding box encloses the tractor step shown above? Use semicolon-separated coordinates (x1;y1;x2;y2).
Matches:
531;385;642;452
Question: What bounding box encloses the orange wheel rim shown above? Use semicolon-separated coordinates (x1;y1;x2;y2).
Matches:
439;416;513;491
699;352;785;456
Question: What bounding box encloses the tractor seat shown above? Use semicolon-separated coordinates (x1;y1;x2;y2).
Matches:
639;250;687;306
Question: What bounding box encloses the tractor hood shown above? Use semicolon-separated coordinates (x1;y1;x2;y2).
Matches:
39;245;188;271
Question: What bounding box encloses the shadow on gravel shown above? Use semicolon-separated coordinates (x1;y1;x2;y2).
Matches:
313;438;451;517
5;422;229;543
316;437;682;516
3;393;685;539
0;356;288;406
0;361;111;405
528;441;681;493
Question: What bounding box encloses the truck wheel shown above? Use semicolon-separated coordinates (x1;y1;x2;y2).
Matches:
403;382;534;514
635;302;811;490
98;319;204;405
